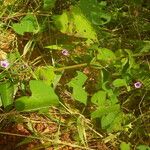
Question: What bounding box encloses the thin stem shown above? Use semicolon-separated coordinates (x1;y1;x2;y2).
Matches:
0;132;94;150
54;63;88;72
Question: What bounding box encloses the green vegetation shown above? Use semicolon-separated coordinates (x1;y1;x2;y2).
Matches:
0;0;149;149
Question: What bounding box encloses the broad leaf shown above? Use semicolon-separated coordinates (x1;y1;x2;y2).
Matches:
78;0;111;25
91;11;111;25
97;48;116;63
43;0;56;10
112;79;127;87
15;80;59;111
120;142;131;150
0;81;14;110
91;90;106;106
137;145;150;150
101;112;117;129
12;14;39;35
91;104;120;119
53;7;97;40
35;66;55;85
106;112;124;132
68;71;88;105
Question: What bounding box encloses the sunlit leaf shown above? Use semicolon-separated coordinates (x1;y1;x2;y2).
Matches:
45;45;63;50
101;112;116;129
12;14;39;35
106;112;124;132
91;104;120;119
97;48;116;63
68;71;88;105
112;79;127;87
35;66;55;85
53;7;97;40
91;90;106;106
15;80;59;112
120;142;131;150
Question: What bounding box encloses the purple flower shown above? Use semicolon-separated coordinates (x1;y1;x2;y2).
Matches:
62;49;69;56
0;60;9;68
134;81;142;89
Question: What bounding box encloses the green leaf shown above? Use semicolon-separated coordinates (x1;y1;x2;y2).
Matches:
43;0;56;10
78;0;111;25
12;14;39;35
35;66;55;85
137;145;150;150
141;41;150;52
0;81;14;110
125;49;136;69
45;44;75;51
109;94;118;105
97;48;116;63
101;112;117;129
91;90;106;106
112;79;127;87
107;112;124;132
68;71;88;105
53;7;97;40
120;142;131;150
91;104;120;119
91;11;111;25
68;71;88;87
45;45;63;50
15;80;59;112
8;51;21;63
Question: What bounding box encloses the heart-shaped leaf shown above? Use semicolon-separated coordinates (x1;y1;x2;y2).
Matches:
68;71;88;105
15;80;59;112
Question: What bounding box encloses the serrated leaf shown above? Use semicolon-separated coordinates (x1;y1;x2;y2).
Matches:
68;71;88;105
91;90;106;106
15;80;59;112
0;81;14;110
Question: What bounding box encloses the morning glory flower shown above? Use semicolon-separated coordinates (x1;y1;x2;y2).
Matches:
134;81;142;89
62;49;69;56
0;60;9;68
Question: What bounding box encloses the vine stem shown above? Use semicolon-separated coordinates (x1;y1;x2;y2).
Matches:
54;63;88;72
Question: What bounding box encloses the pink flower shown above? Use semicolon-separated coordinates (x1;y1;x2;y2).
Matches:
134;82;142;89
62;49;69;56
0;60;9;68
